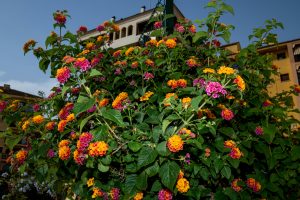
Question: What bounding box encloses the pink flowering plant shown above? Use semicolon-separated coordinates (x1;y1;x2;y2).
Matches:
1;1;300;199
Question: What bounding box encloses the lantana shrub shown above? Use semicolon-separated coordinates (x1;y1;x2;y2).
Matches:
1;1;300;199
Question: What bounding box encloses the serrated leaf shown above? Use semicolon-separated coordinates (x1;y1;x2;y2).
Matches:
136;171;148;190
128;141;143;152
61;85;69;98
162;120;171;133
124;174;137;195
156;141;170;156
73;98;95;115
137;147;158;168
80;114;95;133
159;161;180;190
221;166;231;179
5;135;22;150
193;31;208;43
98;163;109;172
102;109;125;127
145;162;159;177
191;95;203;111
89;69;102;77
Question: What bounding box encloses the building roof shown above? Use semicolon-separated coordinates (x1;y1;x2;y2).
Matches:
84;3;185;35
258;38;300;51
0;85;41;100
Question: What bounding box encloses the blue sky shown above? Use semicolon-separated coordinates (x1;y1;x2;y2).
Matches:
0;0;300;95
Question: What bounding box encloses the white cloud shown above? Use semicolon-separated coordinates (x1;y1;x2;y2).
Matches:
0;79;57;96
0;71;5;77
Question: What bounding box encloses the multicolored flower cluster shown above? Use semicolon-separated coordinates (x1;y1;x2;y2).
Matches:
255;126;264;135
112;92;129;110
110;188;120;200
88;141;109;157
246;178;262;192
58;140;71;160
167;135;184;153
221;108;234;120
53;10;67;25
140;91;154;102
234;75;246;91
134;192;143;200
77;132;93;152
32;115;44;124
164;93;178;106
74;57;91;71
165;39;177;49
176;178;190;193
0;101;7;112
217;66;235;75
23;39;36;53
167;79;187;89
178;128;195;138
158;189;172;200
16;150;28;164
205;81;227;98
56;66;71;84
87;177;94;187
224;140;242;159
186;57;200;68
231;179;243;192
92;187;103;198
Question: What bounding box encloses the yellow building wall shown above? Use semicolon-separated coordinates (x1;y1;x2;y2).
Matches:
267;49;300;121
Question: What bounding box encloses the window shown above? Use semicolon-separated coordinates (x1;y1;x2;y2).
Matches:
277;52;286;60
128;25;133;36
109;33;114;41
115;31;120;40
121;27;126;38
280;73;290;82
136;21;154;35
297;66;300;84
293;44;300;62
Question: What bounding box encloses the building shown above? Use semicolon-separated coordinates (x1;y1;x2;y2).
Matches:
258;38;300;121
0;84;41;171
80;5;185;49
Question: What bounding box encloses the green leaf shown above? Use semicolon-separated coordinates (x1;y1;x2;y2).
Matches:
89;69;102;77
136;171;148;190
191;95;203;111
193;31;208;43
5;135;22;150
159;161;180;190
101;155;112;165
156;141;171;156
91;125;108;141
221;166;231;179
199;167;210;180
128;141;143;152
262;125;276;143
124;174;137;195
152;126;161;143
98;163;109;172
150;180;162;192
80;114;95;133
137;147;158;168
61;85;69;98
291;146;300;161
221;4;235;15
162;120;171;133
73;98;95;115
218;127;235;138
102;109;125;127
214;159;223;173
72;181;84;195
145;162;159;177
